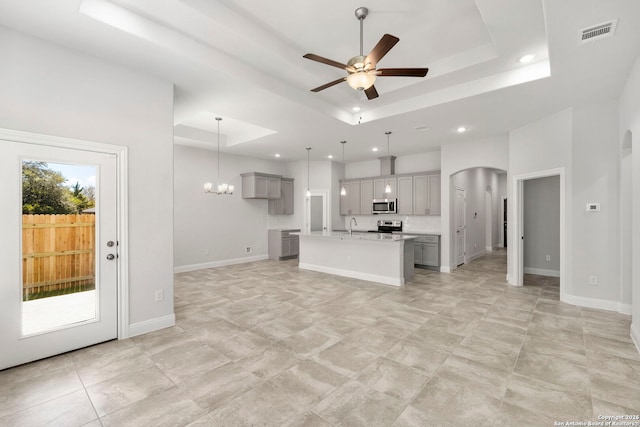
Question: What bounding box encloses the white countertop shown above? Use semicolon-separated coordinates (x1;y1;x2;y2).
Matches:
293;231;417;242
395;231;441;236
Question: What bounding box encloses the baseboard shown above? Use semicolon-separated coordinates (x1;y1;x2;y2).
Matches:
486;246;494;252
298;262;402;287
128;314;175;338
466;249;486;263
523;267;560;277
440;265;451;273
562;294;632;315
631;323;640;355
174;255;269;273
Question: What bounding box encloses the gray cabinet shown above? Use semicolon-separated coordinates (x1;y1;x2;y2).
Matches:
428;174;441;215
269;178;294;215
338;171;440;216
268;229;300;260
339;180;361;215
397;176;413;215
413;173;441;215
360;179;373;215
413;235;440;270
374;177;397;199
241;172;281;199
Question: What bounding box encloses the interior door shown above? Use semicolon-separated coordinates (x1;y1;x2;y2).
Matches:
0;141;118;370
306;192;327;233
455;188;466;266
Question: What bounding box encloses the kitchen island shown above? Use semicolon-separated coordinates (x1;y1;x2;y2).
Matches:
294;231;416;286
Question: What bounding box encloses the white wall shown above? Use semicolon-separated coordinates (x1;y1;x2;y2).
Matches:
571;101;620;303
619;51;640;348
173;145;286;269
441;136;509;272
523;176;560;275
0;26;175;330
508;108;573;289
508;101;628;313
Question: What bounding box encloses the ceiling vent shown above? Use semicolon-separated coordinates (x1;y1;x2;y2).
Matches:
580;19;618;43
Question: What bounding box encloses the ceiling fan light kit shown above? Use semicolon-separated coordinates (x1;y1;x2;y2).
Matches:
303;6;428;100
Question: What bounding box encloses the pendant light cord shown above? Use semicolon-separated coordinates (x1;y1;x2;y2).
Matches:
216;117;222;188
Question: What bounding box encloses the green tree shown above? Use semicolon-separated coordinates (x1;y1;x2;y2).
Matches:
22;161;74;214
69;182;89;213
68;182;95;213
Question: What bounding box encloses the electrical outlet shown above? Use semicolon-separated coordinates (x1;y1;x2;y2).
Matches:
245;246;252;254
545;255;551;261
589;275;598;286
155;290;164;302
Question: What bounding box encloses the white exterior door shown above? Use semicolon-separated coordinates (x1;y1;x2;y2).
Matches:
0;140;118;369
455;188;466;266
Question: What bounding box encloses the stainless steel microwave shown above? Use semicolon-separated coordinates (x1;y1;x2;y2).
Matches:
372;199;397;214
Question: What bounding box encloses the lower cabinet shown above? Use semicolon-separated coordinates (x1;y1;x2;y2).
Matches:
414;235;440;270
268;229;300;260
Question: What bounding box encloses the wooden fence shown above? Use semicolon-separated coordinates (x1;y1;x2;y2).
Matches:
22;214;95;300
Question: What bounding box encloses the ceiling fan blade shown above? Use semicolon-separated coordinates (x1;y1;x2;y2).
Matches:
303;53;350;70
311;77;347;92
364;85;379;100
377;68;429;77
366;34;399;66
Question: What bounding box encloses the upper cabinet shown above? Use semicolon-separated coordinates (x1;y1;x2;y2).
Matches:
397;176;413;215
413;173;441;215
360;179;373;215
339;180;361;216
269;177;294;215
337;171;440;216
241;172;282;199
427;174;441;215
373;177;397;199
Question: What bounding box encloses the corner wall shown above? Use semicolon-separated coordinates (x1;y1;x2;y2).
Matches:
173;145;286;270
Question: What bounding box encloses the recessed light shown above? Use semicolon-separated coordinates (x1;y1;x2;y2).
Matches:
274;153;281;158
352;106;361;112
327;155;333;159
372;147;379;152
457;126;467;133
519;53;536;63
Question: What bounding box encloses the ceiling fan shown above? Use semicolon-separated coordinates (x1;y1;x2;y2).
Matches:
303;7;429;100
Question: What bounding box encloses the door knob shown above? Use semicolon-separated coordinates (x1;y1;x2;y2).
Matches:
107;241;115;247
106;254;116;260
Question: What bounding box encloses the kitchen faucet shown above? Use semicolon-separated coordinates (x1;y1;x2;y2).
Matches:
349;217;358;236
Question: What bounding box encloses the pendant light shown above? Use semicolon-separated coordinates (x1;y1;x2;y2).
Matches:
305;147;311;198
204;117;234;195
384;131;392;194
340;141;347;196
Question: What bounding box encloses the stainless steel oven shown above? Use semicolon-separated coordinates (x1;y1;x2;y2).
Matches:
372;199;397;214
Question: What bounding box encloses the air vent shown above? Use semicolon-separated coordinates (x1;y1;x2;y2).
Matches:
580;19;618;43
415;125;431;132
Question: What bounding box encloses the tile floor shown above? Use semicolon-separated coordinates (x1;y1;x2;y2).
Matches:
1;249;639;426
